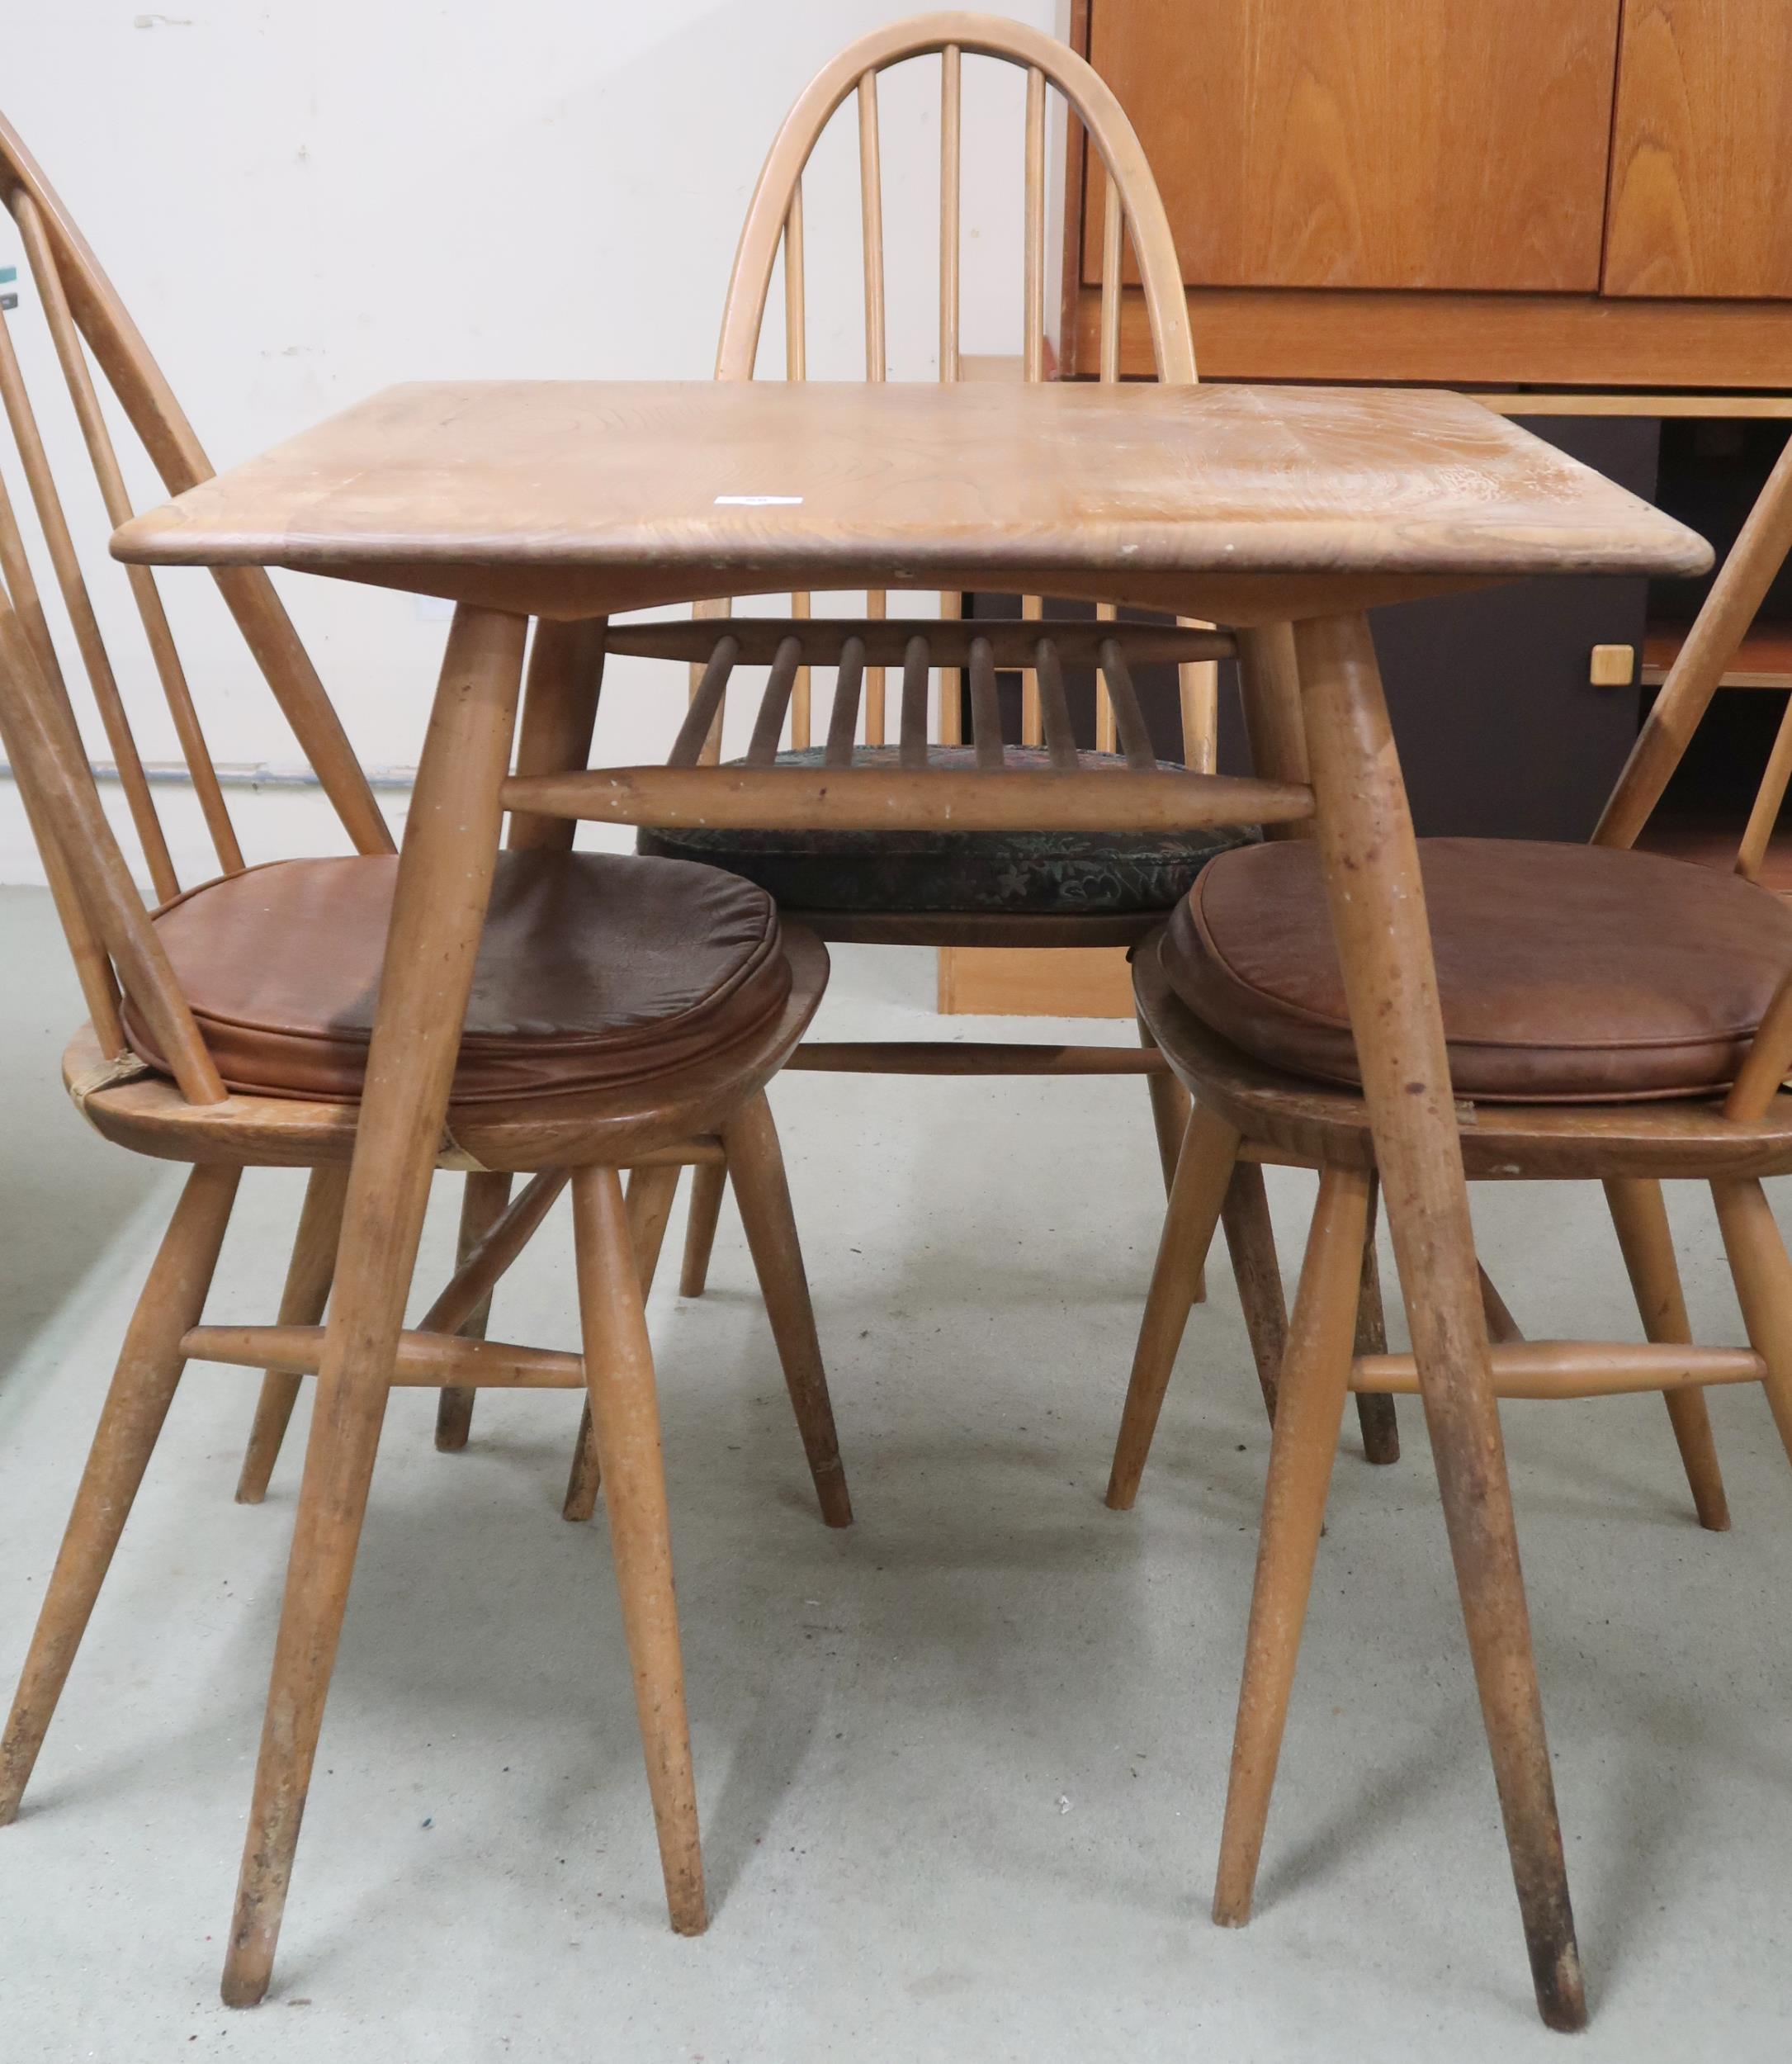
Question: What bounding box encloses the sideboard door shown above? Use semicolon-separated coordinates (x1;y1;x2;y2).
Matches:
1603;0;1792;299
1083;0;1621;292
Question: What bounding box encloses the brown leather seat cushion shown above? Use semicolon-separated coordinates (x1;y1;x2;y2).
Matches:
1161;836;1792;1103
122;851;792;1105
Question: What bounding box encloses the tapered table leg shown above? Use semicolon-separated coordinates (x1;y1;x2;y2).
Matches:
1295;611;1585;2033
220;604;526;2008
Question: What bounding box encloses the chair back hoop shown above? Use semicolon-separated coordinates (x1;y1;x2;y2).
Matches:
691;13;1214;769
1591;431;1792;1120
0;108;392;907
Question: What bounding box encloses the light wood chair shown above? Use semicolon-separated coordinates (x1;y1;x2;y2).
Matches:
1107;428;1792;2014
0;113;850;1978
533;11;1394;1467
0;112;829;1522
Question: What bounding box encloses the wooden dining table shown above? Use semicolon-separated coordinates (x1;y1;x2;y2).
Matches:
113;376;1709;2024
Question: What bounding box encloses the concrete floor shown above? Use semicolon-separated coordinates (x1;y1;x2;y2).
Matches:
2;886;1791;2062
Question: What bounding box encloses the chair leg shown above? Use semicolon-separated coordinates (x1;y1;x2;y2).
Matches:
563;1163;681;1523
679;1160;728;1297
1221;1159;1286;1422
1478;1264;1525;1346
1350;1186;1401;1465
1712;1176;1792;1472
1141;1014;1205;1301
1605;1176;1730;1531
722;1091;853;1528
236;1166;349;1504
1138;1013;1189;1191
571;1164;706;1934
434;1170;517;1453
1106;1104;1242;1510
1214;1165;1370;1924
1;1164;241;1822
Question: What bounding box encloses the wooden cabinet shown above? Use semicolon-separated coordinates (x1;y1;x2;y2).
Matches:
1085;0;1619;292
1603;0;1792;299
1063;0;1792;386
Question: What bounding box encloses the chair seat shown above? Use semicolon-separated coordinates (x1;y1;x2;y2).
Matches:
1161;836;1792;1104
121;851;792;1105
636;746;1256;916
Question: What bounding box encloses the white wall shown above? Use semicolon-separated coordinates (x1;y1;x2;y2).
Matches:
1;0;1060;884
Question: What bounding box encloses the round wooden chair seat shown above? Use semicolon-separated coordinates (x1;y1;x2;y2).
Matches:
122;851;792;1104
637;746;1255;916
1163;836;1792;1103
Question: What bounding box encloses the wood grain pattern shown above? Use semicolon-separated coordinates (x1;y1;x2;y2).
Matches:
1604;0;1792;300
500;762;1313;834
1068;285;1792;390
1085;0;1620;294
112;381;1709;608
937;944;1132;1017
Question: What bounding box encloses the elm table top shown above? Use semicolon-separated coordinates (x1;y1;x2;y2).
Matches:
111;380;1711;625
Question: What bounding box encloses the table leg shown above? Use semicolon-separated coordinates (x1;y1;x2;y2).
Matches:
220;604;527;2008
1294;611;1585;2033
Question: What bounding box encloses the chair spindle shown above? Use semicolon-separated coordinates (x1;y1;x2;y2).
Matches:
825;637;867;766
17;192;244;879
745;637;805;766
900;634;930;769
1034;637;1079;772
968;634;1003;771
0;282;177;900
671;634;740;765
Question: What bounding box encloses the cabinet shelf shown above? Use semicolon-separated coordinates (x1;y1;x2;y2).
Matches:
1635;814;1792;895
1642;620;1792;690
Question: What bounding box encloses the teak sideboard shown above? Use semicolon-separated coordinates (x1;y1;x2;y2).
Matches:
1058;0;1792;388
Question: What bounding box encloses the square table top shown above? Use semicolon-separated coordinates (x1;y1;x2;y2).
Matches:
112;379;1711;623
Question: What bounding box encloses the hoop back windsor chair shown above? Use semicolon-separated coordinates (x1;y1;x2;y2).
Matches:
605;15;1324;1441
0;110;854;2002
1109;426;1792;2027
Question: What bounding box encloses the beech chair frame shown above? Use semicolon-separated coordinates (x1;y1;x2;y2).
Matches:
0;115;851;1999
1106;427;1792;2017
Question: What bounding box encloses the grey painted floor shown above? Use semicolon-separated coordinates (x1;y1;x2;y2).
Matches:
2;884;1790;2062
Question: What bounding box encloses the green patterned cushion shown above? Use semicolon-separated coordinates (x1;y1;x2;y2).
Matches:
636;746;1259;916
